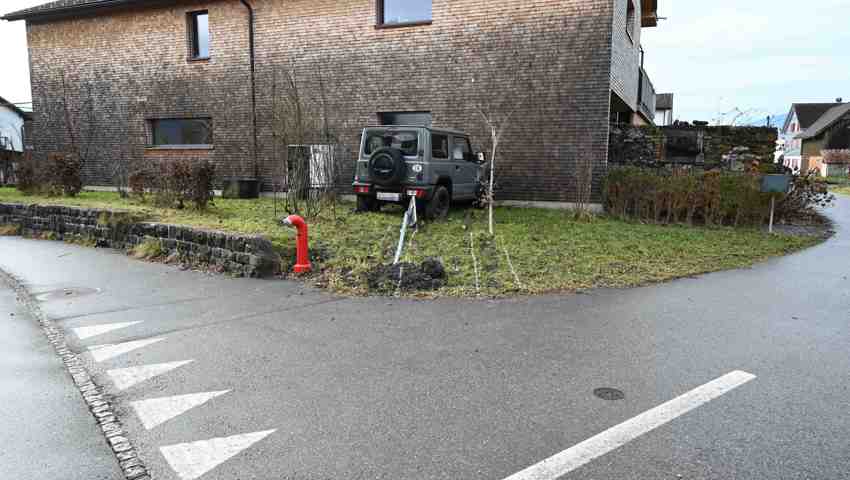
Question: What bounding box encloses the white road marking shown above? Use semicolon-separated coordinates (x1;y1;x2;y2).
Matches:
106;360;194;391
160;429;277;480
502;370;757;480
130;390;230;430
72;321;142;340
87;337;165;362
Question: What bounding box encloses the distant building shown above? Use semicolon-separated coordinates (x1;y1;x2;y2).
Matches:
654;93;673;126
0;96;27;154
796;102;850;177
0;96;31;184
780;101;844;172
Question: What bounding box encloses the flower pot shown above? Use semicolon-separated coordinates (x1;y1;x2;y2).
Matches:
221;177;260;199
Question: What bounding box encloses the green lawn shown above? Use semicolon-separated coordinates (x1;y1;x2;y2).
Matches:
831;185;850;196
822;176;850;196
0;187;821;297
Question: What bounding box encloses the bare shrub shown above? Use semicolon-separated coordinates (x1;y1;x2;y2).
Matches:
15;152;41;195
605;167;833;226
188;160;216;210
272;62;344;219
128;169;150;200
142;159;215;210
46;152;83;197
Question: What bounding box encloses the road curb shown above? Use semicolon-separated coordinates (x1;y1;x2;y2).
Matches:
0;269;152;480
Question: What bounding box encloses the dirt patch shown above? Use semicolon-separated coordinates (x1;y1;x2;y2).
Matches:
365;258;447;294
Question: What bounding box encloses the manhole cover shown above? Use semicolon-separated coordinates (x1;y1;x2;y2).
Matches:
593;387;625;401
36;287;101;301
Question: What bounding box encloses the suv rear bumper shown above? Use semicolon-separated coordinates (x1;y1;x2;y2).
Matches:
352;183;434;201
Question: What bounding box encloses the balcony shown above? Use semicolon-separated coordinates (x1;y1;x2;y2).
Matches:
638;67;656;123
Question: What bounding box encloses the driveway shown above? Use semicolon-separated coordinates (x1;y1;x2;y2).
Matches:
0;198;848;480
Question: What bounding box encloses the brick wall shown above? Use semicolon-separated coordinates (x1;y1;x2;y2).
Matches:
26;0;253;186
26;0;622;203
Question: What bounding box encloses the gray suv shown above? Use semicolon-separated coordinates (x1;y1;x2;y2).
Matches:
352;126;484;219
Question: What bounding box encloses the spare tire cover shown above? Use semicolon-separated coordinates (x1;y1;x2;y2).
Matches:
368;147;406;186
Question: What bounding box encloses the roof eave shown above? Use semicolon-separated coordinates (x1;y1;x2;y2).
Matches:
781;105;797;132
2;0;161;22
0;97;28;118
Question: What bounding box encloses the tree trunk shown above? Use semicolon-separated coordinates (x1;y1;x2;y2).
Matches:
488;126;498;236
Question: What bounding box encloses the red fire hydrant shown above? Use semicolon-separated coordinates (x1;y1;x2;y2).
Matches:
282;215;311;274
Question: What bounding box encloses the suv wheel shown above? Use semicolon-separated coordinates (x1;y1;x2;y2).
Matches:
425;186;451;220
357;196;380;212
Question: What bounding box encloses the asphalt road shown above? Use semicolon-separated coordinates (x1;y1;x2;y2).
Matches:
0;277;123;478
0;197;848;480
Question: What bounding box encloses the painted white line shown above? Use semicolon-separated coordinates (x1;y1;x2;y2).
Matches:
502;370;757;480
73;321;141;340
160;429;276;480
106;360;194;391
87;337;165;362
131;390;230;430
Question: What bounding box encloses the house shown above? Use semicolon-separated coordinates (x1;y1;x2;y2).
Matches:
780;101;843;172
796;102;850;177
654;93;673;126
0;96;31;185
3;0;662;206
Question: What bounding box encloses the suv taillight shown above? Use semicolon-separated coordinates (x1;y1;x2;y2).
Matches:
355;185;371;194
406;189;427;199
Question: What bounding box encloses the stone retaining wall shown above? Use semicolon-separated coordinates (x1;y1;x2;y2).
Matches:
609;125;778;167
0;203;281;278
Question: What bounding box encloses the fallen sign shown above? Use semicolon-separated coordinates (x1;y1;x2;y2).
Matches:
393;196;418;265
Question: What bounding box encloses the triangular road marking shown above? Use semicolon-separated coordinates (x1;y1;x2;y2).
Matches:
87;337;165;362
131;390;230;430
160;429;276;480
72;321;141;340
107;360;194;391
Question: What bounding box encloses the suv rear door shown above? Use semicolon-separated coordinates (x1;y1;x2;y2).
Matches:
450;136;478;200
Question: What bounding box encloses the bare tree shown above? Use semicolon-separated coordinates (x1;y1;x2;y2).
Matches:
713;107;768;127
59;72;98;172
271;60;345;219
465;41;538;235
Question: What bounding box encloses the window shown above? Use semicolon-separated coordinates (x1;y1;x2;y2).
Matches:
149;118;212;146
377;0;432;27
625;0;636;41
453;136;472;162
379;111;432;127
432;134;448;159
188;11;210;59
364;129;419;156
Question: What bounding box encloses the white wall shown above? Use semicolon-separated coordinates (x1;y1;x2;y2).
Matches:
0;104;25;153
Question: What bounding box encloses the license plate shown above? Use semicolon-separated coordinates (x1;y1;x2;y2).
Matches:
377;192;401;201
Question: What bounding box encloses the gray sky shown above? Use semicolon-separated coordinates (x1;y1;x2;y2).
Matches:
2;0;849;122
642;0;850;123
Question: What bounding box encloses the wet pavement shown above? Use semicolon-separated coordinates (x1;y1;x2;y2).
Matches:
0;281;123;479
0;197;848;479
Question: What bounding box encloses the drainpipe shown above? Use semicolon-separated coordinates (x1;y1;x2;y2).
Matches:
239;0;259;179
